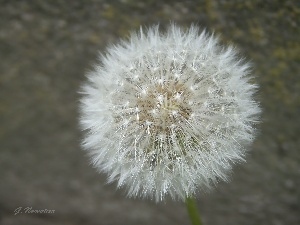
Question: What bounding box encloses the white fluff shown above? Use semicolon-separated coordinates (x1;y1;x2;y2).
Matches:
79;24;260;201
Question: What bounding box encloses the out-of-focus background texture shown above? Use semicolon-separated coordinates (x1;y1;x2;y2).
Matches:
1;1;299;225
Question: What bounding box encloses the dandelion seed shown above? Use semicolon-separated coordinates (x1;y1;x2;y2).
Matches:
79;24;260;202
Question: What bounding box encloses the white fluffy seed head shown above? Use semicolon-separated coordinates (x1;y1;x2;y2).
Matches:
79;24;260;202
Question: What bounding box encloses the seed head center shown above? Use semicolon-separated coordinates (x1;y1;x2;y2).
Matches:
136;81;192;134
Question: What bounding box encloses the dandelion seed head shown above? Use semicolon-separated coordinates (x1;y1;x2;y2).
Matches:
80;24;260;201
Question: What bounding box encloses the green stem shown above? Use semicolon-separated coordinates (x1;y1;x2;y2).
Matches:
185;197;203;225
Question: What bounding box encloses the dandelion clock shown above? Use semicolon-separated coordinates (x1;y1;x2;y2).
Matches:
79;24;260;224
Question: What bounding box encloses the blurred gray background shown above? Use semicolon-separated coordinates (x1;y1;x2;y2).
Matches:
0;0;299;225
